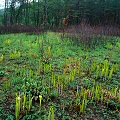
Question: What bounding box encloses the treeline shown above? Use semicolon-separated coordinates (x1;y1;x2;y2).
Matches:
1;0;120;27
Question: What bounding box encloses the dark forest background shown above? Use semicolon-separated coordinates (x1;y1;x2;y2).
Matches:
0;0;120;33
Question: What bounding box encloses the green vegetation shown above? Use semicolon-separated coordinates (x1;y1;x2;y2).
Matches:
0;32;120;119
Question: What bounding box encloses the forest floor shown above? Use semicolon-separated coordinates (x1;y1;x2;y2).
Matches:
0;32;120;120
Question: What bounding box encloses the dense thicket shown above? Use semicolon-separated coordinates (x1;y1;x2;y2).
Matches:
0;0;120;27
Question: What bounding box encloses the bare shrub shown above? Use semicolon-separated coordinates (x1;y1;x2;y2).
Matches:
62;24;120;47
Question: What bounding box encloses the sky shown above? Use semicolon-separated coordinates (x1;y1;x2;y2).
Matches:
0;0;5;9
0;0;33;9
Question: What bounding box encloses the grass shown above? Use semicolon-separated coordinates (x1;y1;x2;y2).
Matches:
0;32;120;119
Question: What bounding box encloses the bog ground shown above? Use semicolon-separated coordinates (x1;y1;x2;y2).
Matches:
0;32;120;120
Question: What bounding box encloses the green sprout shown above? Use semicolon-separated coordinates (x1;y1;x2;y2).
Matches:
76;85;79;97
10;50;21;59
48;107;55;120
15;94;21;120
4;80;11;90
105;66;109;78
52;72;56;87
29;95;34;111
118;90;120;103
23;93;27;111
39;58;43;72
111;87;118;98
29;69;34;78
50;64;52;72
95;86;100;101
0;54;4;62
104;59;109;77
70;71;75;81
39;95;43;109
95;65;100;79
51;107;55;120
109;66;114;79
101;90;104;103
80;99;87;114
90;62;96;74
101;67;105;77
